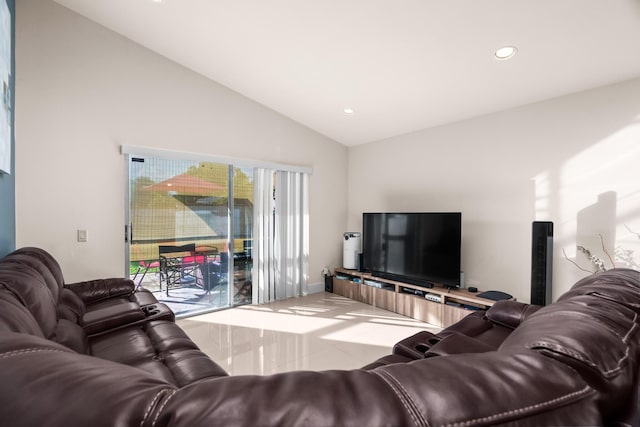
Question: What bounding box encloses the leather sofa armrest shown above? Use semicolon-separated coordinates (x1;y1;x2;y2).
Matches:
82;302;146;336
485;299;542;329
393;331;442;360
65;278;135;305
424;332;497;357
141;303;176;322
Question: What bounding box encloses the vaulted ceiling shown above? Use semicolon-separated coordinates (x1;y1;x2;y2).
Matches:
53;0;640;146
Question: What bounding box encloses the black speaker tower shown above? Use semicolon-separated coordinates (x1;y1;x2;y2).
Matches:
531;221;553;306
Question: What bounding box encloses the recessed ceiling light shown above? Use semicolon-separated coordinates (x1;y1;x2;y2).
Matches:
343;107;355;115
494;46;517;60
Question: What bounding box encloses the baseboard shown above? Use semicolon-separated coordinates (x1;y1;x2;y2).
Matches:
307;281;324;294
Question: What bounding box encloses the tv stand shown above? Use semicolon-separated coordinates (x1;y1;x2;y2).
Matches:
372;271;434;288
332;268;507;328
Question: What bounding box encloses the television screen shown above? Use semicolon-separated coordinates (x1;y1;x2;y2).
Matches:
362;212;461;288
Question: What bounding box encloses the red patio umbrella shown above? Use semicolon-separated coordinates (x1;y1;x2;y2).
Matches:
143;173;225;196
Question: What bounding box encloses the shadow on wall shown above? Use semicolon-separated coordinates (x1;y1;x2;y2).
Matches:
535;117;640;298
576;191;617;269
568;191;640;272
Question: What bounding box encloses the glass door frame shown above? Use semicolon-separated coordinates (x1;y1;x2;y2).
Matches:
124;154;236;315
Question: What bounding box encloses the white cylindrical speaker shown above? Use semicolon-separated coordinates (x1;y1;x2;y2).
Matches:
343;232;361;269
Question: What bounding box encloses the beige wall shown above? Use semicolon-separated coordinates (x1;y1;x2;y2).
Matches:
348;78;640;303
15;0;347;288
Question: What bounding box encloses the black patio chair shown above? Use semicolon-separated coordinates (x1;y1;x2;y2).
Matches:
158;243;196;296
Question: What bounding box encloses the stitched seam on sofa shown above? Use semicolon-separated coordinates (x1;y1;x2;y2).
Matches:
530;341;623;378
0;347;72;359
517;303;527;324
141;389;163;426
588;291;640;310
612;314;638;376
442;385;593;427
140;388;174;427
531;315;636;377
373;369;428;427
149;389;177;427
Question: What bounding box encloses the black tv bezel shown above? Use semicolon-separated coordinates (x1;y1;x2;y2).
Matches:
362;212;462;289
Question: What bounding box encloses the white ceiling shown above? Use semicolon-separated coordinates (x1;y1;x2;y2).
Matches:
53;0;640;146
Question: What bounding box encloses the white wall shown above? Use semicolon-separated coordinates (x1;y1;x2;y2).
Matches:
15;0;348;288
348;78;640;303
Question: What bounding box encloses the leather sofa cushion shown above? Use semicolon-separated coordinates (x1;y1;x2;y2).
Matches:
1;254;61;302
82;302;146;336
90;326;157;364
65;278;135;305
369;350;601;426
164;348;229;387
86;289;164;312
361;353;413;369
55;318;89;353
561;268;640;304
10;247;66;289
501;294;636;382
144;321;228;385
160;350;602;426
162;368;426;427
498;271;639;419
58;287;85;322
89;320;228;386
144;321;201;353
10;247;157;313
130;289;160;306
0;265;58;339
63;290;174;330
0;290;44;337
424;332;497;357
485;299;542;329
0;332;174;427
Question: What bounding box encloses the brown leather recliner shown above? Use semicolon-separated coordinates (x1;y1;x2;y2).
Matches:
6;247;182;335
0;247;638;426
0;248;228;388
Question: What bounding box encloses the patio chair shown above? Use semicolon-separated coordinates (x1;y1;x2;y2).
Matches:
158;243;196;296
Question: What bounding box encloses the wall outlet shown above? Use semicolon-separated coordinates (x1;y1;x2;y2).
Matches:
77;229;88;242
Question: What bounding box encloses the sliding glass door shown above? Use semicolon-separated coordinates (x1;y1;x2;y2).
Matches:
126;155;253;317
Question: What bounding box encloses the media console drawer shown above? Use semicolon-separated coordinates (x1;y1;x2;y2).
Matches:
333;277;361;301
396;293;443;326
360;285;396;312
333;268;501;328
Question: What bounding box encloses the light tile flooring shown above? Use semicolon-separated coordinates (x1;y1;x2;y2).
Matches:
177;292;440;376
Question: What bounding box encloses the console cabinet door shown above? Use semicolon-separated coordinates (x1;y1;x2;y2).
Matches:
396;294;443;327
333;277;361;301
441;305;472;326
361;286;396;312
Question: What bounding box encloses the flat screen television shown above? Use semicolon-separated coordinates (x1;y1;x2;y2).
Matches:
362;212;461;288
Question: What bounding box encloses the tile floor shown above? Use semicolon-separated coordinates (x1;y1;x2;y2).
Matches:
177;292;440;376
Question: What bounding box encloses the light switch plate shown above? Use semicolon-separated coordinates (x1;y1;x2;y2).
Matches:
77;229;87;242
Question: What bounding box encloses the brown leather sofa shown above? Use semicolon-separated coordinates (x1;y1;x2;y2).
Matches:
0;247;638;426
0;247;227;386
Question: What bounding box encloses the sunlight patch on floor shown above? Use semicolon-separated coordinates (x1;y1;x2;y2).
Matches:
178;292;439;375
